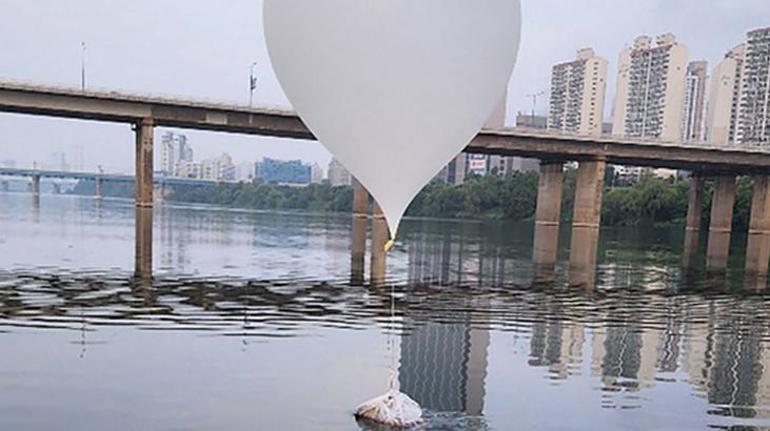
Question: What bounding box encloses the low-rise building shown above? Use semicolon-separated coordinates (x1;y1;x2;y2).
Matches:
257;157;312;185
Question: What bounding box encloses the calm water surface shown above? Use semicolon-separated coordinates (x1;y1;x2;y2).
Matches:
0;192;769;430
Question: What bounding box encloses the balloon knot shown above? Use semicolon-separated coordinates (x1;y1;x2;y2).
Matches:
384;238;396;253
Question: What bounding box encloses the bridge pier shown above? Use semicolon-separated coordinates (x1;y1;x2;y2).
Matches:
371;202;388;287
351;179;369;285
134;118;154;208
569;158;605;287
31;175;40;197
94;176;102;199
746;176;770;275
683;175;705;268
533;162;564;282
134;207;153;280
706;175;737;272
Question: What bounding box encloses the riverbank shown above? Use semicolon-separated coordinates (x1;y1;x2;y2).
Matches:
69;171;754;230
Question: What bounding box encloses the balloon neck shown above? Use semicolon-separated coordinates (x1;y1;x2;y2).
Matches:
384;229;398;253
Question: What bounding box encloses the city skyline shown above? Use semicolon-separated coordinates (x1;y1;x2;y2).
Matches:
1;1;769;173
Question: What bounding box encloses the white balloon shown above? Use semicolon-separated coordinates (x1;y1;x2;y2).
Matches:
264;0;521;238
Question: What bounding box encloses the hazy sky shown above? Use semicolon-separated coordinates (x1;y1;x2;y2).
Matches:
1;0;769;173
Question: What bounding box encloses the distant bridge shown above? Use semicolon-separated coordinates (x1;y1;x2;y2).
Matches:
0;167;218;187
2;79;770;285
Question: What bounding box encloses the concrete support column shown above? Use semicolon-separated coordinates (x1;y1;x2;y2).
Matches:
683;175;705;268
31;175;40;196
94;176;102;199
135;118;154;208
370;202;388;287
569;159;606;287
746;176;770;275
134;207;153;281
350;179;369;285
533;162;564;281
706;175;737;271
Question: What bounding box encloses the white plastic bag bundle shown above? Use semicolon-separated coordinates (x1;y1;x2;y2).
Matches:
354;389;423;428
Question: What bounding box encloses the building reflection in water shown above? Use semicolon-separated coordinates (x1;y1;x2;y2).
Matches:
21;196;755;422
398;224;770;420
399;229;497;415
158;206;180;272
529;317;585;380
405;226;522;288
399;313;489;415
1;268;770;421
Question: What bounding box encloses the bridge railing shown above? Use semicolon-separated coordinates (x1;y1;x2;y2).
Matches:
0;77;292;114
482;126;770;154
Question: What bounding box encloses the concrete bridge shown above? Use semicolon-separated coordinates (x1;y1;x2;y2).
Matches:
0;166;218;198
2;80;769;285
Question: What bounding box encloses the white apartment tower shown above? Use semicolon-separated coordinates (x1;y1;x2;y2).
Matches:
682;60;708;142
737;27;770;149
310;163;324;184
705;44;746;146
548;48;608;136
612;34;689;142
159;131;193;176
327;158;352;186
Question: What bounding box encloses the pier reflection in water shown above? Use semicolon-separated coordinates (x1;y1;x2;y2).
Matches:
0;193;770;430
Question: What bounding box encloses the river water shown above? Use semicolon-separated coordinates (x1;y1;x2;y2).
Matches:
0;192;768;430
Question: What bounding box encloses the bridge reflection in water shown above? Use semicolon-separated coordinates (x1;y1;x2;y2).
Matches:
47;188;765;422
1;260;769;422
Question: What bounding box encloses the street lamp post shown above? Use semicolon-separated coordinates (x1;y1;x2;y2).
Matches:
81;42;87;91
249;62;258;107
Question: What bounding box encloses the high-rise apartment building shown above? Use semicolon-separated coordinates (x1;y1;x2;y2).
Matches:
737;27;770;149
310;163;324;184
682;60;708;142
159;131;193;176
327;158;352;186
612;34;689;142
705;44;746;146
548;48;608;137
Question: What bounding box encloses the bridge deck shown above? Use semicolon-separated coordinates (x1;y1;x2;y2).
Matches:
2;80;770;174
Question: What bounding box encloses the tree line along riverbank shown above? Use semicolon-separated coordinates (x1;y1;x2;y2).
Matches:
70;170;755;230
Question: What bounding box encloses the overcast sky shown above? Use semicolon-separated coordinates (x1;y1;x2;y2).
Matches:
1;0;769;173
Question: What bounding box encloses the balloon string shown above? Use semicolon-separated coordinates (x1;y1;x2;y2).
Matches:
388;281;398;392
384;226;398;391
